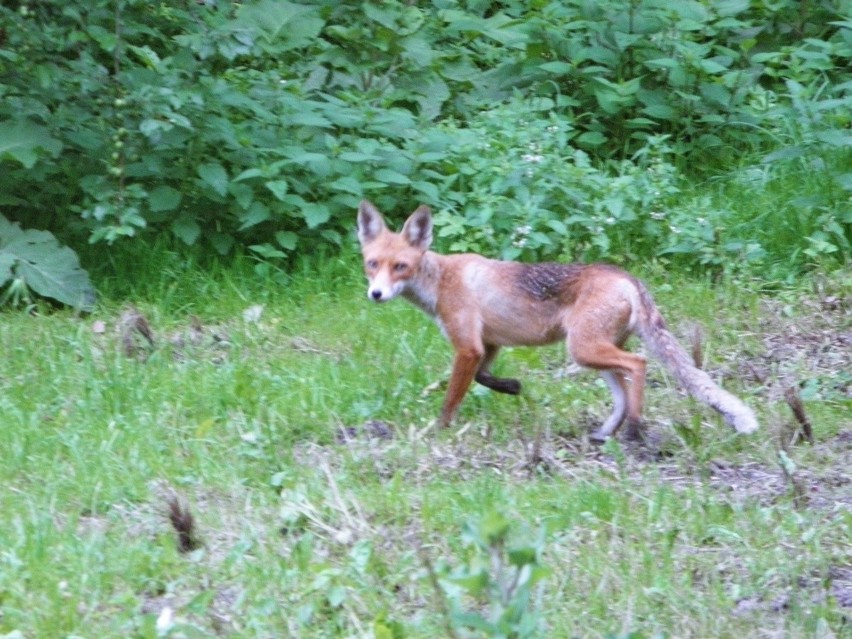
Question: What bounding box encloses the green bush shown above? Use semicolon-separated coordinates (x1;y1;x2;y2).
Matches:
0;0;848;277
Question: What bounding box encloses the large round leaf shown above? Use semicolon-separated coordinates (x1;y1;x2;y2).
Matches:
0;216;95;311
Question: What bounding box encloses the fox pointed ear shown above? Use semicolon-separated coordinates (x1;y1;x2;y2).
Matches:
401;205;433;250
357;200;386;246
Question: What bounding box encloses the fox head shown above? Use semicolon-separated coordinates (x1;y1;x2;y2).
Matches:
356;200;433;302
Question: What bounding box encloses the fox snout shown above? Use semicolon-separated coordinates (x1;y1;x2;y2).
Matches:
366;277;402;302
368;286;388;302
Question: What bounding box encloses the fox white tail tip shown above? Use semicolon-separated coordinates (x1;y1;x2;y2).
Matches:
730;410;759;434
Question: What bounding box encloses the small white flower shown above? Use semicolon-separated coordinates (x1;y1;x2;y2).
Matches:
242;304;264;323
522;154;543;164
156;607;174;636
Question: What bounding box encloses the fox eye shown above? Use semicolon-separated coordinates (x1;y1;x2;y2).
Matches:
393;262;408;273
366;259;378;270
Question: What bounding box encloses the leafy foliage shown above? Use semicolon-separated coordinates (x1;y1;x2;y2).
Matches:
0;0;849;275
414;100;683;263
432;511;549;639
0;216;95;310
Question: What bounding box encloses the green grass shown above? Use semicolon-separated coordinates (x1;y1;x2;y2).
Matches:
0;245;850;638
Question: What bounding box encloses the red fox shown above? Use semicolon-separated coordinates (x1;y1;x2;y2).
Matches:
356;200;759;440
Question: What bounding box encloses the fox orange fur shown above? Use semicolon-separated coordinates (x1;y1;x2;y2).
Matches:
356;200;759;440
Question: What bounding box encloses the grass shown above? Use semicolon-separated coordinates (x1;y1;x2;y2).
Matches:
0;244;850;639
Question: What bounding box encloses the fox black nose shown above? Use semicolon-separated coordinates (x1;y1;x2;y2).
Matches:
371;289;383;301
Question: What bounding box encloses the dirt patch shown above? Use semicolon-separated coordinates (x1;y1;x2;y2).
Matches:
323;419;852;515
741;295;851;400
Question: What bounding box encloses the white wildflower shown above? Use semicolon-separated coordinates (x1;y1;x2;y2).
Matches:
156;607;174;636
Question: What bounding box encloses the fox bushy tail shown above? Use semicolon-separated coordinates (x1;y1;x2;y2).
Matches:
634;284;759;434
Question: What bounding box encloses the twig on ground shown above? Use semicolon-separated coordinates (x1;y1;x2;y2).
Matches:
167;495;201;553
784;385;814;445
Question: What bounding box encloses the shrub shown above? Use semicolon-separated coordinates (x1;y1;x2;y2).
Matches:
0;0;848;277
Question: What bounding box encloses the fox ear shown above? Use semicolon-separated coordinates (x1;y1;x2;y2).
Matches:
401;205;433;250
357;200;386;246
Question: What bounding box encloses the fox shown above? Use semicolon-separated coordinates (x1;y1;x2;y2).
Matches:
356;200;759;441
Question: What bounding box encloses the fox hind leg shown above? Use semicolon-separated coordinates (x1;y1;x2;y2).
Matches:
590;370;629;441
475;345;521;395
568;329;647;442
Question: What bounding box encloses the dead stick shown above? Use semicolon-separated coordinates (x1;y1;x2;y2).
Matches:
690;324;704;370
784;386;814;445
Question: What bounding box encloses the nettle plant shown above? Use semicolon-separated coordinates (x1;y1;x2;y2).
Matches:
433;511;550;639
418;100;682;264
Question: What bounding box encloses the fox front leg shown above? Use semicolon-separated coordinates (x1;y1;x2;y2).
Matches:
475;344;521;395
438;345;484;427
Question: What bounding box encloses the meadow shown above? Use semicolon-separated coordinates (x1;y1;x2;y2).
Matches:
0;244;849;639
2;2;850;636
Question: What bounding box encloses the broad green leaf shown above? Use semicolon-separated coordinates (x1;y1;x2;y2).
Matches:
415;78;450;120
239;202;271;230
412;180;440;202
577;131;606;146
265;180;289;201
0;121;62;168
234;168;267;182
373;169;410;185
229;182;254;210
833;173;852;192
815;131;852;147
149;185;182;212
643;104;676;119
328;176;363;196
127;44;162;70
714;0;750;16
301;203;331;228
0;253;16;285
448;571;489;595
237;0;324;51
172;215;201;245
507;546;537;566
209;232;235;256
373;622;394;639
275;231;297;250
249;243;286;259
327;585;346;608
198;163;229;196
0;216;95;310
539;61;573;74
699;59;730;74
